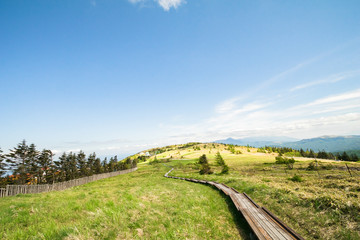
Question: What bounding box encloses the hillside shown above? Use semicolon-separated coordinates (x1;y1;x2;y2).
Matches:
0;164;246;239
1;142;359;239
135;142;360;239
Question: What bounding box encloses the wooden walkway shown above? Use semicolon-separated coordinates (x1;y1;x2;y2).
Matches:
164;168;304;240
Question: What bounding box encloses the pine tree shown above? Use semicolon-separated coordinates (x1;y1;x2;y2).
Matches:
55;152;67;182
299;148;305;157
28;143;40;179
0;148;6;177
67;152;78;180
77;151;87;177
87;153;96;176
308;149;316;158
36;149;54;184
350;154;359;162
108;157;116;172
113;155;119;171
198;154;213;175
215;152;225;166
102;157;108;172
93;158;102;174
341;152;350;161
6;140;32;184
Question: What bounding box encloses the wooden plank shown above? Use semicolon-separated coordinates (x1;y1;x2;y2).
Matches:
239;194;292;240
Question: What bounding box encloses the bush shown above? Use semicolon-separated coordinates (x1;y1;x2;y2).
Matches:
289;175;303;182
221;164;229;174
215;152;225;166
275;156;295;169
198;154;213;175
200;164;213;175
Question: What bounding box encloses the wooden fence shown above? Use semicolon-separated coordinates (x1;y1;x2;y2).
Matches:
0;167;137;198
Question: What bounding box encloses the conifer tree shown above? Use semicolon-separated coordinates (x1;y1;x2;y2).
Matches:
55;152;68;182
198;154;213;175
87;153;96;176
350;154;359;162
67;152;78;180
102;157;108;173
215;152;225;166
77;151;87;177
93;158;102;174
6;140;32;184
341;152;350;161
28;143;40;178
36;149;54;183
0;148;6;176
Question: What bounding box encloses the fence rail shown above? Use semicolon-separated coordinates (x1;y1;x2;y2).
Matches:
0;167;137;198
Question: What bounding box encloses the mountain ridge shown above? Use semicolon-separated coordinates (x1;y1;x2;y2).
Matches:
214;135;360;152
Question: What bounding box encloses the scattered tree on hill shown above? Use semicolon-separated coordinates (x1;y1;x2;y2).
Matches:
215;152;229;174
198;154;213;175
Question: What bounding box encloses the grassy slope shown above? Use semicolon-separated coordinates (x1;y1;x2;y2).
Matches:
153;143;360;240
0;164;249;240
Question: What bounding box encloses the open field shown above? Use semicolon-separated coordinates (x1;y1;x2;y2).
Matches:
153;143;360;240
0;163;249;240
1;142;359;239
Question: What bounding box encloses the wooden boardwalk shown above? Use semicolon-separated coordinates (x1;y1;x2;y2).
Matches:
164;168;304;240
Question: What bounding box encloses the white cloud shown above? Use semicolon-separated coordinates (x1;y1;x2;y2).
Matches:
304;88;360;107
128;0;144;3
128;0;185;11
215;97;240;113
157;0;185;11
290;70;360;92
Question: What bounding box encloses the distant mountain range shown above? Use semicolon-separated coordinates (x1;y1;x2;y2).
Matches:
214;135;360;153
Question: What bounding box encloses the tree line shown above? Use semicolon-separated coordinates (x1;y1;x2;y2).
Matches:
0;140;136;186
260;146;359;162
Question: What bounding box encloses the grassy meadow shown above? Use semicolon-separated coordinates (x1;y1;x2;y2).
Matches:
1;142;359;239
0;163;250;240
150;143;360;240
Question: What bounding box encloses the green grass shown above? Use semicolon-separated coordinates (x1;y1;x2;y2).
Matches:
0;164;250;239
162;143;360;240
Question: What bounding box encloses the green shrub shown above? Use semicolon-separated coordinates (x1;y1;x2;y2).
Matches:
275;156;295;169
289;175;303;182
221;164;229;174
198;154;213;175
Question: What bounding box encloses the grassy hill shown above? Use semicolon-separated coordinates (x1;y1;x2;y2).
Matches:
139;143;360;239
1;142;359;239
0;163;248;239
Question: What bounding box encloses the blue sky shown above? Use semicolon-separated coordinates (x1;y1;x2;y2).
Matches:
1;0;360;158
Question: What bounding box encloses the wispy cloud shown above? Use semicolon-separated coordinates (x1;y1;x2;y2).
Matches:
302;88;360;107
290;70;360;91
128;0;185;11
